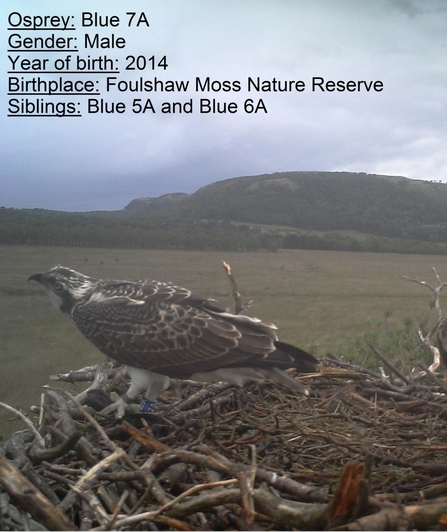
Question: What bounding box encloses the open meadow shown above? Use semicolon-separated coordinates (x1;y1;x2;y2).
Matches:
1;245;446;438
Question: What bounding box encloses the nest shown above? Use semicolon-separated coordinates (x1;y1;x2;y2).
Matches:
2;355;447;531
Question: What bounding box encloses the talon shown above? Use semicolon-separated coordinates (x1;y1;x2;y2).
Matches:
100;393;140;417
100;397;128;418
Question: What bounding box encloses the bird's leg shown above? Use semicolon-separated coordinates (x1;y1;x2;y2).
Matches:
101;366;153;417
100;367;170;418
140;379;170;412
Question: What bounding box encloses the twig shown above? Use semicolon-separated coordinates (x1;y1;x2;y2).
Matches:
103;489;129;530
404;268;447;373
121;420;170;452
368;344;412;385
60;448;127;513
70;485;110;527
404;267;447;317
97;479;238;530
222;260;243;314
0;401;45;447
237;444;257;529
30;431;82;464
49;364;105;382
63;391;117;452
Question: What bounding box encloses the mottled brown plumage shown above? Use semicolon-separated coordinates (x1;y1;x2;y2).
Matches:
29;265;318;415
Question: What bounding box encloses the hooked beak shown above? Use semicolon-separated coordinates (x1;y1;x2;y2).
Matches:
28;273;44;283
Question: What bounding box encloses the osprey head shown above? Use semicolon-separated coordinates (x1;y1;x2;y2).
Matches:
28;265;96;314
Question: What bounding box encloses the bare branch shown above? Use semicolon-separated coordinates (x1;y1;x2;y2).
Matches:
404;268;447;374
0;455;77;531
222;260;243;314
404;268;447;318
0;401;45;448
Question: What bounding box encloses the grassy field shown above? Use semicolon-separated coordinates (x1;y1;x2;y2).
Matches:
1;245;444;439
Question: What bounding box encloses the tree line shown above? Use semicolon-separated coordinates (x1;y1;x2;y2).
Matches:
1;218;447;255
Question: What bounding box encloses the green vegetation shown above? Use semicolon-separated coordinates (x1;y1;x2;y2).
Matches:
338;310;431;373
2;172;447;254
0;245;442;439
171;172;447;238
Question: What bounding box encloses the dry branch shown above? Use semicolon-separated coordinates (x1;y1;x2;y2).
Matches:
120;420;170;452
404;267;447;317
0;454;77;531
404;267;447;375
222;260;248;314
4;359;447;530
0;401;45;447
328;462;365;528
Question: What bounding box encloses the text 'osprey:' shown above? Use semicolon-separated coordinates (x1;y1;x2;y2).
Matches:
29;265;318;416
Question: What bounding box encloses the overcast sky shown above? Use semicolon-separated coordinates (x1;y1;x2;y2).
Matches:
2;0;447;211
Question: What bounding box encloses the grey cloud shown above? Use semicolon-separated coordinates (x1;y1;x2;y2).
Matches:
2;0;447;210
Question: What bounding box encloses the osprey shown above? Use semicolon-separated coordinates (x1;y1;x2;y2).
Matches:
29;265;318;416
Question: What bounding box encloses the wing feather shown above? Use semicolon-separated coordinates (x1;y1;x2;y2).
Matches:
70;277;310;379
33;268;317;389
72;293;275;378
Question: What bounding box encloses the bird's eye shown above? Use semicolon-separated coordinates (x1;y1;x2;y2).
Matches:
54;282;63;291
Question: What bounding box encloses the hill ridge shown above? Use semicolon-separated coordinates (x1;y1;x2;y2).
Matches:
3;171;447;254
126;171;447;238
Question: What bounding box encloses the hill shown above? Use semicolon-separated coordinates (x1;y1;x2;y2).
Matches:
124;193;189;212
128;172;447;241
2;172;447;253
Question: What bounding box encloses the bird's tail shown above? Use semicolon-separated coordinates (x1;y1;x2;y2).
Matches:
273;341;319;373
242;341;318;396
254;367;312;395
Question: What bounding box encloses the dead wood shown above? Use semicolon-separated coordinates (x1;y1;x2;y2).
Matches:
405;267;447;374
0;454;77;530
120;420;170;452
29;430;82;464
4;357;447;530
0;401;45;447
222;260;243;314
327;462;365;528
